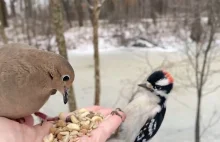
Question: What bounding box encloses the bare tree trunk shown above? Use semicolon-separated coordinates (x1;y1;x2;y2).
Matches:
89;0;101;105
46;15;53;51
0;0;8;27
10;0;16;17
25;20;32;45
20;0;23;12
51;0;77;111
194;14;215;142
24;0;32;18
149;0;157;25
190;0;202;43
87;0;94;26
61;0;72;27
124;0;129;22
24;0;33;45
207;0;214;26
75;0;84;27
195;89;201;142
32;11;38;48
0;0;8;44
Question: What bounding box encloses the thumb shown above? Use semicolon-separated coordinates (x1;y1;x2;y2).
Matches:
33;122;53;142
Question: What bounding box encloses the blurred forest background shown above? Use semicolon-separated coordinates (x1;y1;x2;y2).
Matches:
1;0;220;142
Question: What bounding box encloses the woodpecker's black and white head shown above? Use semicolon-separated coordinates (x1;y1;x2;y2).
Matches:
138;70;174;98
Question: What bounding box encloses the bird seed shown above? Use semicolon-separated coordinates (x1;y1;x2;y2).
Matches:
43;108;105;142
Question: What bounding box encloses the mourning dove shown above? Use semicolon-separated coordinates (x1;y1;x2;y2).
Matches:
0;43;75;122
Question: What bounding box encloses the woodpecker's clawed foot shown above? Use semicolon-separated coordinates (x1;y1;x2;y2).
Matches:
115;108;123;112
110;108;123;120
111;111;122;119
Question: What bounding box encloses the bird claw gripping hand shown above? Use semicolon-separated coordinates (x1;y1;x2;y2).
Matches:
110;108;124;137
110;108;124;121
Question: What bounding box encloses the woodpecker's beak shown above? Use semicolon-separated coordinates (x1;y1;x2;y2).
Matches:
138;82;154;92
63;87;68;104
138;83;148;89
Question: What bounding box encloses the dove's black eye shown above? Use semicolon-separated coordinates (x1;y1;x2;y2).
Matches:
62;75;70;81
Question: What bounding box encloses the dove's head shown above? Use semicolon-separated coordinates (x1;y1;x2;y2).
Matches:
49;55;75;104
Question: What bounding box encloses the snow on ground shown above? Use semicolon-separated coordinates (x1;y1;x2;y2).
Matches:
2;19;186;54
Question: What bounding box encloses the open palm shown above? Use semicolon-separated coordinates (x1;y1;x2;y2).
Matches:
0;106;125;142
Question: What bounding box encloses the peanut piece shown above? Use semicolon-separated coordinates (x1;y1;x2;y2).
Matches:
67;123;80;131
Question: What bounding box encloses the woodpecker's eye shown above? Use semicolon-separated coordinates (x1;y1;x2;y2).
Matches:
62;75;70;81
155;85;162;90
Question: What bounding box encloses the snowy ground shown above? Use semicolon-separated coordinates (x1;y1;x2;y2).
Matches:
36;47;220;142
2;18;192;53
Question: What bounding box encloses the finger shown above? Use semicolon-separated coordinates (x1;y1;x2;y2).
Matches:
23;115;34;126
59;106;105;120
97;111;125;140
94;111;125;133
95;108;113;117
96;108;126;121
34;122;53;142
84;105;104;111
79;110;126;142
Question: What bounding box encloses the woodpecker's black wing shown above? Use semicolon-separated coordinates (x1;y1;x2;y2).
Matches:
134;105;166;142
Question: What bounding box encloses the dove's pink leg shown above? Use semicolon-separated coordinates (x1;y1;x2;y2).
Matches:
34;111;59;123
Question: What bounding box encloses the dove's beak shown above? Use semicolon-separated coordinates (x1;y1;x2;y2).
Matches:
63;87;68;104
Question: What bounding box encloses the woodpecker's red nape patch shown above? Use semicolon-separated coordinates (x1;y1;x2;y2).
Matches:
162;70;174;83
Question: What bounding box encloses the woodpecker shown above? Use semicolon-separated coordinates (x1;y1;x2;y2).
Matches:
108;70;174;142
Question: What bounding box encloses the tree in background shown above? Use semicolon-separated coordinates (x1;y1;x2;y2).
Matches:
10;0;16;17
0;0;8;44
187;19;216;142
87;0;106;105
24;0;32;18
175;1;220;141
50;0;77;111
61;0;72;28
0;0;8;27
75;0;84;27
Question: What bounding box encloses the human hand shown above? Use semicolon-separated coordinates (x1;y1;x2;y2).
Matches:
61;106;126;142
0;115;52;142
0;106;126;142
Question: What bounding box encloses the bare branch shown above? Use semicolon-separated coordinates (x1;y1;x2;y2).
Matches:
203;85;220;96
170;95;195;110
145;52;154;71
113;69;147;108
99;0;106;7
199;22;215;91
86;0;106;10
200;110;220;137
86;0;94;10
